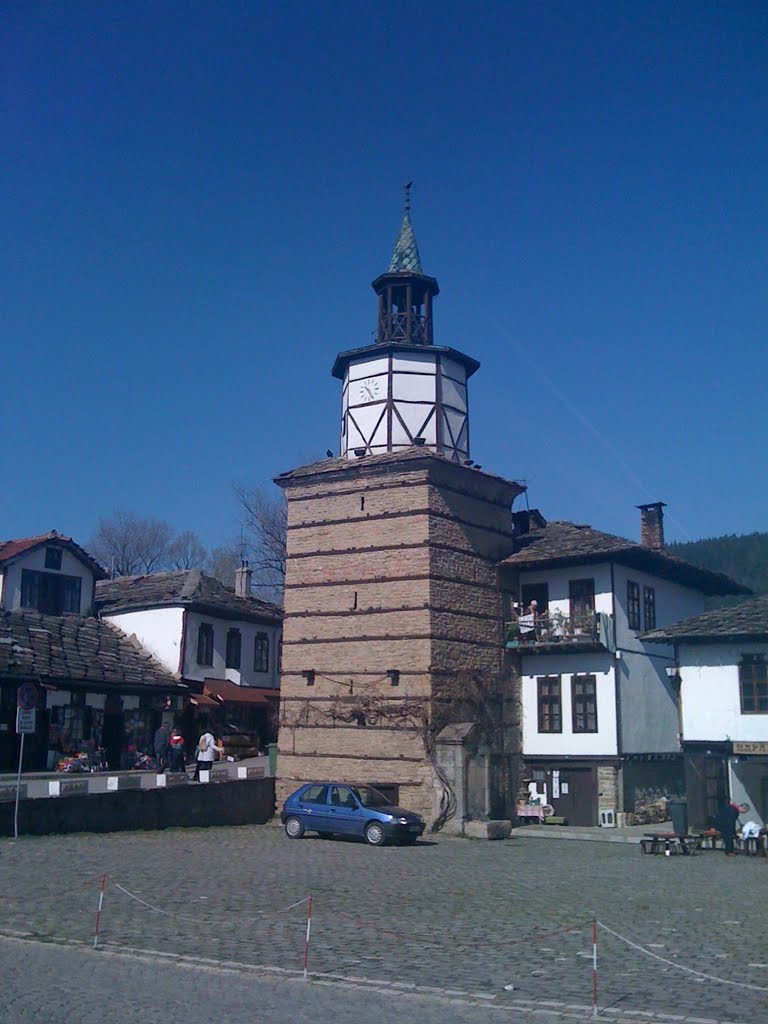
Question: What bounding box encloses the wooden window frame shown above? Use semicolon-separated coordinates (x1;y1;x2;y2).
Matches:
537;675;562;733
197;623;214;667
571;674;598;733
627;580;641;631
739;655;768;715
20;569;81;614
569;579;595;621
225;628;242;670
254;632;270;673
643;586;656;631
44;546;63;571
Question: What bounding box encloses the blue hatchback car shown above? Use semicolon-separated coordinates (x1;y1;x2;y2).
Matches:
281;782;426;846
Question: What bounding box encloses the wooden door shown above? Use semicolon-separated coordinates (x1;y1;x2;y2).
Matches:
547;766;597;826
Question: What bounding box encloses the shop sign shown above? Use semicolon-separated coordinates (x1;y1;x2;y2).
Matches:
17;682;38;711
733;741;768;755
16;708;36;734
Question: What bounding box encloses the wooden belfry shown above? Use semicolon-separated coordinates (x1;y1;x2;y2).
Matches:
372;183;439;347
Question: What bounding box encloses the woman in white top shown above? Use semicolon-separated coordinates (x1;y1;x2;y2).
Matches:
194;731;222;780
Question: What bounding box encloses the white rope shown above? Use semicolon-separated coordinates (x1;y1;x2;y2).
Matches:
598;921;768;993
112;882;308;924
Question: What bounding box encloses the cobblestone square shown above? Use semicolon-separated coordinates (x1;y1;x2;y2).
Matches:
1;826;766;1022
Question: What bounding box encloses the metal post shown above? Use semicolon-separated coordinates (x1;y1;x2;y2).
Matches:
13;732;25;840
592;916;598;1018
303;892;313;981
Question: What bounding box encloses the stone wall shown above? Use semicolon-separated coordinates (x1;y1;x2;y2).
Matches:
275;451;523;825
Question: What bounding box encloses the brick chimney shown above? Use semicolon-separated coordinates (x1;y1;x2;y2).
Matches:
637;502;666;551
234;561;252;598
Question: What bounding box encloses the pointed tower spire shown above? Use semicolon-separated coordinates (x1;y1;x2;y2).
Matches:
389;181;422;272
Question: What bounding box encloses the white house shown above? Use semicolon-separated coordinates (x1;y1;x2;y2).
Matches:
0;531;185;772
643;594;768;828
499;503;749;826
96;566;283;756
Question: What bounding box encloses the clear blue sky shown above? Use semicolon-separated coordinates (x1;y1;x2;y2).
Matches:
3;2;766;553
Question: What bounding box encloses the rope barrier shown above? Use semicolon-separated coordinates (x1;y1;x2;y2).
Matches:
335;907;590;951
598;921;768;994
0;874;109;903
111;880;309;925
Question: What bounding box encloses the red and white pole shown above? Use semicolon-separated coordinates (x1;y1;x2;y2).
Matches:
93;874;107;948
303;892;313;981
592;916;598;1018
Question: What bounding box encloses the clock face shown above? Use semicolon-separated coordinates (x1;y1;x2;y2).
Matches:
358;378;381;402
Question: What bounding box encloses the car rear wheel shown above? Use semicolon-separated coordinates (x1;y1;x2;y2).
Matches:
364;822;386;846
284;816;305;839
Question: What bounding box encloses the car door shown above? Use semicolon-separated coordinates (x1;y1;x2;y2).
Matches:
296;784;330;832
327;785;362;835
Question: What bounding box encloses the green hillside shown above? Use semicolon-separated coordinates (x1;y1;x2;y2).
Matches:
668;531;768;602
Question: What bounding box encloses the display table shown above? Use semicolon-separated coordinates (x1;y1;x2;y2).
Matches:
516;804;555;822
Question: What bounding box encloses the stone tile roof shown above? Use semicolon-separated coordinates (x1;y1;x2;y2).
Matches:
643;595;768;643
501;520;750;597
0;531;107;579
96;569;282;624
0;610;186;691
275;446;525;497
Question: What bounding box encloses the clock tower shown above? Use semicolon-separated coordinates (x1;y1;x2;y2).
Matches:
333;185;478;462
275;192;525;830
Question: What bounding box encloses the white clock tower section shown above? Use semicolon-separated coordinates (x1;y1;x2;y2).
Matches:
333;187;479;463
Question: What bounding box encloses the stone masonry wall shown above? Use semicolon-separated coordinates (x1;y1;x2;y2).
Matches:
276;453;522;824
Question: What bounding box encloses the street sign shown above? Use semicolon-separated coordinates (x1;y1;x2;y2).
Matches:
17;683;38;711
16;708;36;734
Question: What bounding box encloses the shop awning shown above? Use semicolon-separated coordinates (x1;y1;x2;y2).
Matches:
202;679;279;705
189;694;222;708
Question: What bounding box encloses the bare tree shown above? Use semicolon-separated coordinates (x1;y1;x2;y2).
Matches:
90;511;207;576
167;530;208;570
206;542;242;587
234;484;287;604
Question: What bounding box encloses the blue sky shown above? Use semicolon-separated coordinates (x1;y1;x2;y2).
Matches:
3;1;766;553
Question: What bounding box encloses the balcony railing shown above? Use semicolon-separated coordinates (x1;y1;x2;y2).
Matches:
505;612;603;648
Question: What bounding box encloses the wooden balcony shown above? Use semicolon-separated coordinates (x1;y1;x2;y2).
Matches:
505;612;610;654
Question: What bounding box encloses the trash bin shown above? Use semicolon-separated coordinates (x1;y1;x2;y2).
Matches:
267;742;278;777
668;799;688;835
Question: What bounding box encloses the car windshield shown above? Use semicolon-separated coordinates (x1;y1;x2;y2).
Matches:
354;786;391;808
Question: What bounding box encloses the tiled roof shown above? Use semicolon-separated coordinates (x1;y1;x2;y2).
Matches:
642;595;768;643
96;569;282;624
0;610;186;691
0;532;107;579
276;446;525;496
501;520;750;597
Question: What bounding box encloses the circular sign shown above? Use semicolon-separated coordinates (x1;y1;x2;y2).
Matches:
17;682;38;711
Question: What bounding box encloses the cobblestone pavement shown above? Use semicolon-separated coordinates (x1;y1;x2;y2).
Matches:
1;826;766;1023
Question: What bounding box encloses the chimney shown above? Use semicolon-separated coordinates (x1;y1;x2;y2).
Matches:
512;509;547;537
234;561;252;598
637;502;666;551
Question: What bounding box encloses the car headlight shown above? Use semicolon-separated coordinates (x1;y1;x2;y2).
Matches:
396;817;409;824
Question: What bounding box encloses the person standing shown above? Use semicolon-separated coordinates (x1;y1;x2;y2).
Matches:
169;727;185;773
153;721;170;773
716;800;749;856
194;729;222;781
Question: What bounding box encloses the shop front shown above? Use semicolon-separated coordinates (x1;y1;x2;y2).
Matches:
729;741;768;826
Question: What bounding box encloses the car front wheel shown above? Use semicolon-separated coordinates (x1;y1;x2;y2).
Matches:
364;822;386;846
284;815;305;839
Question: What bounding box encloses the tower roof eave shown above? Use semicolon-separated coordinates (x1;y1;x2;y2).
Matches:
331;342;480;380
371;269;439;296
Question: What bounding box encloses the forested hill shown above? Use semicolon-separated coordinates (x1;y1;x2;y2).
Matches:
668;531;768;599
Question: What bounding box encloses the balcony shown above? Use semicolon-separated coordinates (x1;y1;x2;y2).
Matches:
505;612;612;654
